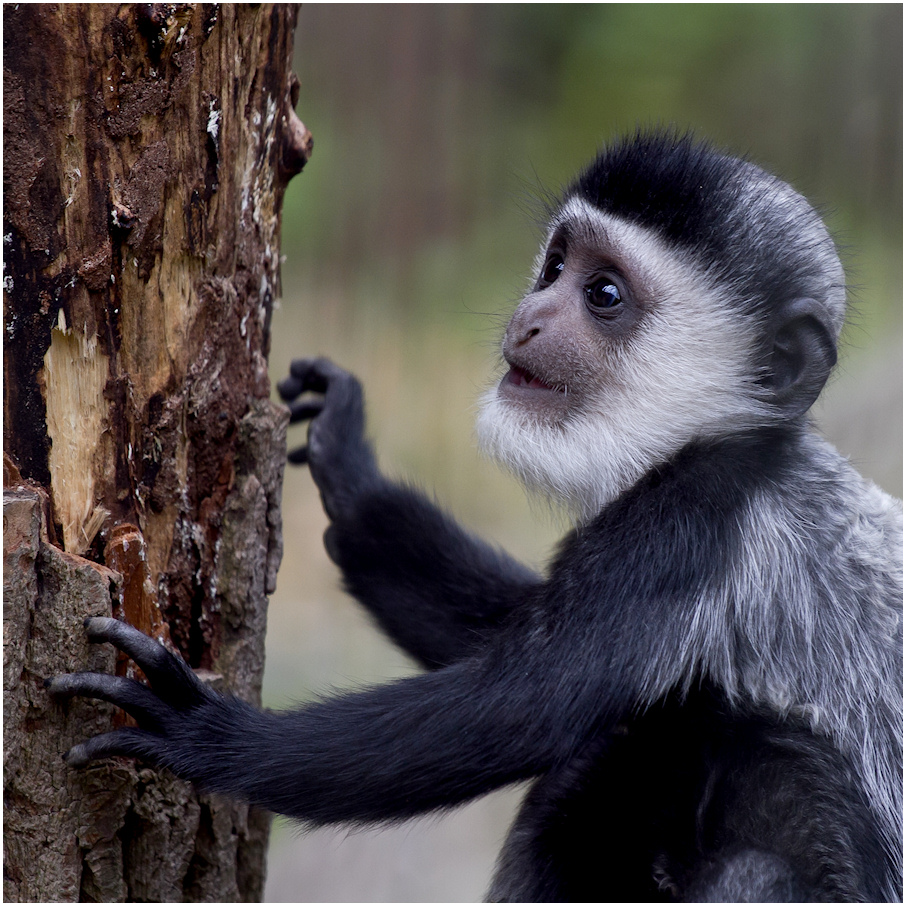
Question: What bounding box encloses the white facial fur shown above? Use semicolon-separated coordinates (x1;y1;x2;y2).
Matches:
476;199;774;523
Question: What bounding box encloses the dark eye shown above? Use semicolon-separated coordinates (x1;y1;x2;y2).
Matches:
537;253;564;288
585;278;622;310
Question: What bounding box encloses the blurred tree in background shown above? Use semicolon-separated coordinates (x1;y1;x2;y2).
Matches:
283;4;900;324
265;6;901;901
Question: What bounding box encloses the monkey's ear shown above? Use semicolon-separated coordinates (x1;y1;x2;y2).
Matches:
767;297;837;419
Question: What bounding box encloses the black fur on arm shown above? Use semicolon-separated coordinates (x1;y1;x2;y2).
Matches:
197;656;555;823
47;444;729;825
324;481;541;669
49;614;606;825
47;436;762;832
279;356;541;669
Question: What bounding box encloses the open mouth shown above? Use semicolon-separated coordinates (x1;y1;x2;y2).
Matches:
504;365;557;392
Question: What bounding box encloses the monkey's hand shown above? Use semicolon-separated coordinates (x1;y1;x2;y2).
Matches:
276;357;380;521
46;617;240;775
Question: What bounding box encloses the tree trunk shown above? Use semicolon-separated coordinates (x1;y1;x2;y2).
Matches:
3;4;310;901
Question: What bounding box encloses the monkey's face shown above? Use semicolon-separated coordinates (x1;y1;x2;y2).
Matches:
496;201;653;423
477;198;770;520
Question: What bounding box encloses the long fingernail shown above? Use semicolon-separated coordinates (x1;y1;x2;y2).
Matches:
63;745;89;768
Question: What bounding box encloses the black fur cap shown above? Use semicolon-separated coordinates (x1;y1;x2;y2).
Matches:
565;130;846;333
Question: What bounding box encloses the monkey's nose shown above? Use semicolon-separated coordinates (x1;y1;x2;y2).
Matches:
503;321;540;360
506;290;561;343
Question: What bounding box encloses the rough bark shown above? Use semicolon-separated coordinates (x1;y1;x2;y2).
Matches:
3;4;310;901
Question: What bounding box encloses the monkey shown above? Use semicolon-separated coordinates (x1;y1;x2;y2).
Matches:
48;130;902;902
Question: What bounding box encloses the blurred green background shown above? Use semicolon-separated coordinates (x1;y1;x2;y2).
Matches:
263;5;902;901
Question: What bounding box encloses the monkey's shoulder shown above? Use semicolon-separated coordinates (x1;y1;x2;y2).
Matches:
547;429;902;638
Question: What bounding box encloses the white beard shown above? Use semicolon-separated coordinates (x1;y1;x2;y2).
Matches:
476;310;771;526
476;370;768;525
477;202;779;524
475;388;647;524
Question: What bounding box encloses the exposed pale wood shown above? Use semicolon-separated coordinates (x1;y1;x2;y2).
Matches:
43;310;111;554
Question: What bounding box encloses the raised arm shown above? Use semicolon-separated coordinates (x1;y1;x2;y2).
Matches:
278;358;541;668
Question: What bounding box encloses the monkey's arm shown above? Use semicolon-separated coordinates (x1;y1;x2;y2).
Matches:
278;358;541;669
325;480;541;669
48;614;619;824
48;452;720;824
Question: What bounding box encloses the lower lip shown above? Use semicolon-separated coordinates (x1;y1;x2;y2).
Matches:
502;367;556;392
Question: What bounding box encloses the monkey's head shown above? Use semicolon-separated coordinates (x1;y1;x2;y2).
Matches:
477;130;844;520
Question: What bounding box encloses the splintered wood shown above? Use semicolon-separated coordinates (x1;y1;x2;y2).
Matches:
43;310;110;555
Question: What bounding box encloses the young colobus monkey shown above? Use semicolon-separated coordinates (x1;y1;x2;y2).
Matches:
50;131;902;902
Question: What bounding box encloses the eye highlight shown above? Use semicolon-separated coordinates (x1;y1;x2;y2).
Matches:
585;278;622;310
537;253;564;289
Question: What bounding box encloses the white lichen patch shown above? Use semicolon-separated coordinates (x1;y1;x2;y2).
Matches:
206;98;221;145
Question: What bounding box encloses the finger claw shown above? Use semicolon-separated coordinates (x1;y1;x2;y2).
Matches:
45;674;82;698
64;744;90;768
83;618;166;669
289;358;330;392
288;400;324;424
288;357;317;380
277;374;304;401
84;615;118;641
